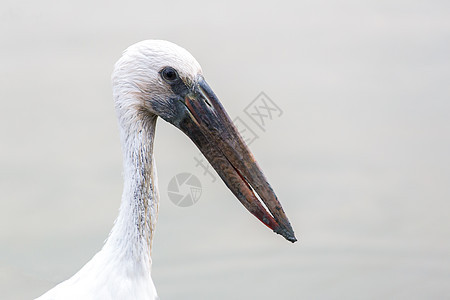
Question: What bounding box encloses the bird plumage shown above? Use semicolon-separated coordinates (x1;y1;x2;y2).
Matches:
37;39;296;300
37;40;200;300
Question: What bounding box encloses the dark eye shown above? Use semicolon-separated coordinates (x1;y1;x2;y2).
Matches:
161;67;179;82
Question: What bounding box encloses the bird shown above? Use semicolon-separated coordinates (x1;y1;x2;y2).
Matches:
36;40;296;300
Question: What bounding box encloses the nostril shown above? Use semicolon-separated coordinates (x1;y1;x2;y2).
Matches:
204;98;212;107
198;85;212;108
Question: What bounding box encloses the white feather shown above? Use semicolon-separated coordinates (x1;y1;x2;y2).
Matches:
37;40;203;300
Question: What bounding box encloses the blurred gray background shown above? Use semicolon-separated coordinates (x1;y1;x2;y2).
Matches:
1;1;449;299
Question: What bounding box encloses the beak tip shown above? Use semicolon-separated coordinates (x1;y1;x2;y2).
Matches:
288;236;298;243
285;234;298;243
275;226;297;243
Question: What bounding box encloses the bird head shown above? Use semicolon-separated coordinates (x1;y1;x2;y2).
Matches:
112;40;296;243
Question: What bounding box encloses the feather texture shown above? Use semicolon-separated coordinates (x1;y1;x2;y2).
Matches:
37;40;203;300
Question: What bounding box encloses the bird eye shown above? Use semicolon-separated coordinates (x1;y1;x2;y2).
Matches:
161;67;179;82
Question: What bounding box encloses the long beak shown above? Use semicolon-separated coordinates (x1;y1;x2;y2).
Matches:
177;76;296;243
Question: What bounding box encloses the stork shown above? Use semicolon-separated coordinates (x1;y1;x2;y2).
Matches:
37;40;296;300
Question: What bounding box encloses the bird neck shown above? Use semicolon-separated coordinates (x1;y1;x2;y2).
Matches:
104;111;159;269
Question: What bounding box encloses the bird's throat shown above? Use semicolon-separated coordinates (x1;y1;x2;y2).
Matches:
104;113;159;267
